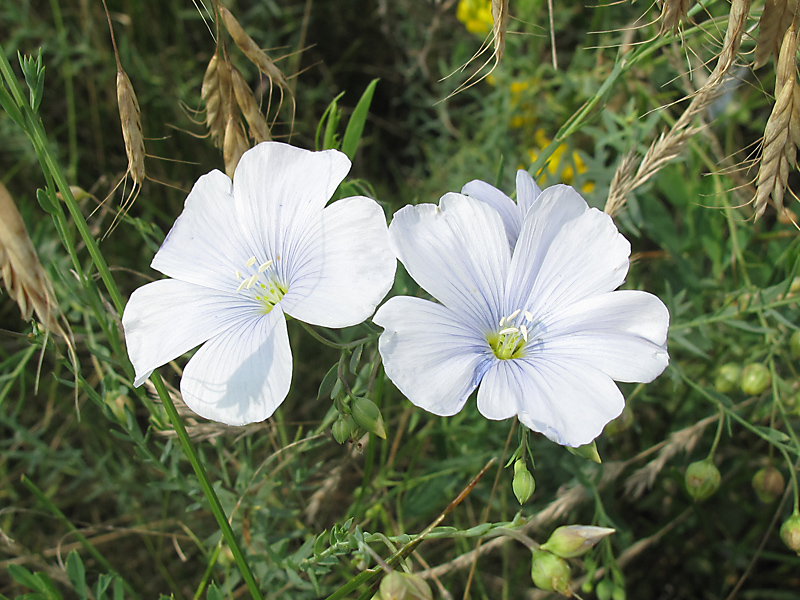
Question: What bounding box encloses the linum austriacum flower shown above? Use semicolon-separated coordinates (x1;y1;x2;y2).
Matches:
374;171;670;447
122;142;396;424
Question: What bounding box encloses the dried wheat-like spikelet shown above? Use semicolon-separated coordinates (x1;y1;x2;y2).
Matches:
223;117;250;177
706;0;752;85
754;23;800;220
231;66;272;143
441;0;509;101
116;69;145;198
101;0;145;215
658;0;695;35
755;0;797;69
0;182;65;339
201;50;233;148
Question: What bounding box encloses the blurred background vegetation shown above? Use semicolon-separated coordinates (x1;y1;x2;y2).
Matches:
2;0;800;599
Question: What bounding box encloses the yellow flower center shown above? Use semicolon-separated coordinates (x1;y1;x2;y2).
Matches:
486;308;533;360
234;255;287;313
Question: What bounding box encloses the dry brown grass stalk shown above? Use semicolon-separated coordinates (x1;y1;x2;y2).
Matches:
231;66;272;143
753;23;800;220
755;0;797;68
223;117;250;177
706;0;752;86
201;50;233;148
658;0;695;35
440;0;509;101
0;182;66;339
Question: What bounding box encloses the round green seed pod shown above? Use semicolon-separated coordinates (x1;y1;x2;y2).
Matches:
685;459;721;501
530;550;571;595
780;513;800;554
751;466;785;503
740;364;771;396
714;363;741;394
512;460;536;504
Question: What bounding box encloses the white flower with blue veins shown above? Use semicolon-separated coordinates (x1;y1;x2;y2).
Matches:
374;182;669;447
122;142;396;425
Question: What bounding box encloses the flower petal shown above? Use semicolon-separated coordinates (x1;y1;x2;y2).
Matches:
461;179;522;246
374;296;492;416
507;188;630;317
122;279;252;386
281;196;396;328
231;142;352;285
537;290;669;383
515;169;542;217
479;357;624;447
151;170;251;291
180;306;292;425
389;194;510;329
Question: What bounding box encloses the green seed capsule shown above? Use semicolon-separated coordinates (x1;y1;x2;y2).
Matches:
752;466;785;503
540;525;616;558
714;363;741;394
332;414;356;444
780;513;800;554
685;459;721;501
530;550;571;595
740;364;771;396
351;397;387;439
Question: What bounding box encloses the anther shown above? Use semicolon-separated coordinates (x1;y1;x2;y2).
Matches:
520;324;529;342
258;260;273;273
508;308;521;320
524;310;534;322
245;256;257;267
499;327;518;336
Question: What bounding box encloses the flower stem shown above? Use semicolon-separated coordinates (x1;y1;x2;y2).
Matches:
151;372;263;600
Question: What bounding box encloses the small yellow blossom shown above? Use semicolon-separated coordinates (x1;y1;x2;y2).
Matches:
528;129;595;195
456;0;494;35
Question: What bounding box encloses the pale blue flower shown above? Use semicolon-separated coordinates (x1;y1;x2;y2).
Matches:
123;142;396;425
374;186;669;447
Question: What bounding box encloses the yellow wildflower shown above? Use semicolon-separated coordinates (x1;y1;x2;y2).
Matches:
528;129;595;195
456;0;494;35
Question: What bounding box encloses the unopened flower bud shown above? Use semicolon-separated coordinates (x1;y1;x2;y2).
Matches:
351;397;387;439
780;513;800;554
332;414;356;444
751;466;785;503
790;330;800;359
512;460;536;504
566;440;601;463
540;525;616;558
685;459;721;501
604;406;633;436
714;363;741;394
530;550;572;596
740;364;771;396
379;571;433;600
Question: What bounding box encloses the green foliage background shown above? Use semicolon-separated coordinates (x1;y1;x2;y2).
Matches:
1;0;800;599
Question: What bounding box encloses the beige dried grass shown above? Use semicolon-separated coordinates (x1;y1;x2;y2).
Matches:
219;5;295;129
102;0;145;217
223;117;250;178
753;23;800;220
231;66;272;143
201;51;233;148
441;0;509;100
0;182;65;339
755;0;797;69
658;0;695;35
705;0;752;86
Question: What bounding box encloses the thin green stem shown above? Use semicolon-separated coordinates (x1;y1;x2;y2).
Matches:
150;372;263;600
299;320;376;349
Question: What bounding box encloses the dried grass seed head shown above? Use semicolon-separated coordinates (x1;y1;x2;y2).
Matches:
659;0;695;35
755;0;797;69
223;117;250;177
202;50;234;148
220;7;292;94
116;68;145;191
0;182;65;338
231;66;271;143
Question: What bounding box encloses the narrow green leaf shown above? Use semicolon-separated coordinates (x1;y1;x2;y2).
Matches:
36;188;56;214
66;551;88;600
206;584;224;600
341;79;378;160
0;84;25;128
318;363;339;401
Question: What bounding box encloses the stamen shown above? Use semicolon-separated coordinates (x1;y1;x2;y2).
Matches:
499;327;518;336
520;324;529;342
245;274;259;289
524;310;534;322
245;256;257;267
235;270;242;279
258;260;273;273
236;279;248;292
508;308;521;320
499;316;507;326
